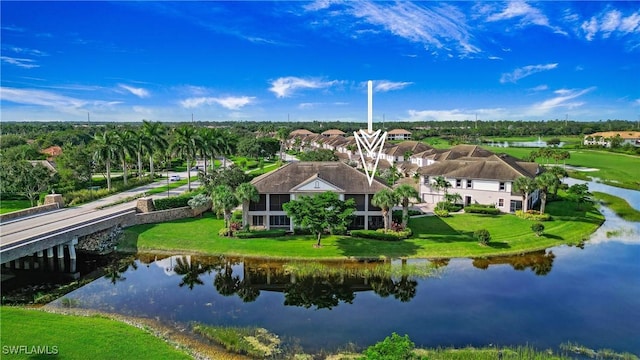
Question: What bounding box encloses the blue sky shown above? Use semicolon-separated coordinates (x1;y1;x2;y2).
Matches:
1;1;639;123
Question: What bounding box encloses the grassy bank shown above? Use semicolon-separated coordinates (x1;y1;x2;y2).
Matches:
0;307;192;360
0;199;31;214
125;199;602;259
592;191;640;222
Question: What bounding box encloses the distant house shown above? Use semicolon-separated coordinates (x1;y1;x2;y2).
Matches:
289;129;316;137
321;129;346;137
418;151;542;213
583;131;640;147
387;129;412;141
40;145;63;161
248;162;389;231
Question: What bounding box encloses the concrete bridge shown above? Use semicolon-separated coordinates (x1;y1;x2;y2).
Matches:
0;204;137;269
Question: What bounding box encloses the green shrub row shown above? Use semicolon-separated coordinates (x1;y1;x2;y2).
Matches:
434;209;450;217
235;229;286;239
350;229;411;241
515;210;552;221
436;202;463;212
153;193;194;210
63;178;155;206
464;205;501;215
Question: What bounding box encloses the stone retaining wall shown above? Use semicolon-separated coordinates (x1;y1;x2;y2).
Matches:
134;205;210;225
0;203;59;223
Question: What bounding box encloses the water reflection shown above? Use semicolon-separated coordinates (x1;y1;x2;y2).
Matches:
128;252;558;307
472;250;556;276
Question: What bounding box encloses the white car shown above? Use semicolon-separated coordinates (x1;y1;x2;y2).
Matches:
169;175;181;181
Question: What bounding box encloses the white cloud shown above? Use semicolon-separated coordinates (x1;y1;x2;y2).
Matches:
530;85;549;92
486;1;566;34
500;63;558;83
488;56;503;60
525;87;596;116
406;108;507;121
119;84;150;98
1;56;39;69
269;76;339;98
581;9;640;41
0;87;120;113
306;1;480;56
180;96;255;110
373;80;413;92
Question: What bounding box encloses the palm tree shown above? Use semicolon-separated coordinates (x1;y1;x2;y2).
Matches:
235;182;259;230
432;176;451;207
276;127;289;161
394;184;420;229
513;176;537;212
170;125;199;191
211;185;240;232
536;172;560;215
132;130;151;180
371;188;399;231
93;130;119;190
141;120;167;179
115;129;137;186
199;128;222;174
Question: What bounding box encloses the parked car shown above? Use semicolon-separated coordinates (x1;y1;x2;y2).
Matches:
169;175;181;181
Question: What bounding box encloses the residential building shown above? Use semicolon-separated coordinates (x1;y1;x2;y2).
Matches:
387;129;412;141
583;131;640;147
249;162;390;231
321;129;346;137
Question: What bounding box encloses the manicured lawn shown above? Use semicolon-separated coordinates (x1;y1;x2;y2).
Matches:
128;199;602;259
0;307;191;360
0;199;31;214
483;146;640;190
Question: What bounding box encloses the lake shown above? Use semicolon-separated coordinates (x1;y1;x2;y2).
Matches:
47;182;640;356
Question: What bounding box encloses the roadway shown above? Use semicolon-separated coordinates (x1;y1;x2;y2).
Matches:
0;171;198;253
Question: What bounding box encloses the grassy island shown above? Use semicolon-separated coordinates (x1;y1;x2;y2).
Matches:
122;198;603;260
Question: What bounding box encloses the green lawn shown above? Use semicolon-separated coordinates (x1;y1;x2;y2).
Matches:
0;199;31;214
592;191;640;222
127;199;602;259
0;307;191;360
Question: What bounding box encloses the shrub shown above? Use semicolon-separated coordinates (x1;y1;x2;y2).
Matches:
235;229;286;239
187;193;211;209
231;210;242;222
531;222;545;236
293;227;312;235
350;229;411;241
391;209;424;222
434;209;450;217
474;229;491;245
465;204;501;215
218;228;230;237
154;193;193;210
362;333;415;360
515;210;552;221
435;202;462;212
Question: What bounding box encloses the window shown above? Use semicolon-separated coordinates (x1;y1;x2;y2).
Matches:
348;216;365;230
368;216;384;230
368;194;381;211
269;194;290;211
345;194;366;211
423;176;429;185
467;179;472;188
498;199;504;207
269;215;290;227
252;216;264;226
456;179;462;188
510;200;522;213
499;182;505;191
314;180;320;189
249;194;266;211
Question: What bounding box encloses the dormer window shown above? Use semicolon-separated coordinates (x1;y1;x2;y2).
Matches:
314;180;320;189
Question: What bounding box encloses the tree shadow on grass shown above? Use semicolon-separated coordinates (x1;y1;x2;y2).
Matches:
487;241;510;249
542;233;564;240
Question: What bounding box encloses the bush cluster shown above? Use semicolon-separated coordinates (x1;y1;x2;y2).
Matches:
391;209;424;222
154;193;193;210
362;332;415;360
515;210;552;221
435;202;463;212
474;229;491;245
235;229;286;239
464;204;501;215
434;209;450;217
350;228;412;241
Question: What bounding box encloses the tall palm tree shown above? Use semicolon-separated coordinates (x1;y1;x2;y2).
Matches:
513;176;537;212
432;176;451;207
394;184;420;229
93;130;119;190
141;120;167;179
115;129;137;186
536;172;560;215
235;182;259;230
170;125;199;191
211;185;240;232
217;131;235;168
371;188;399;231
276;127;289;161
198;127;220;174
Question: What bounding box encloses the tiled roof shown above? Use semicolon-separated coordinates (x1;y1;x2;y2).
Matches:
418;154;540;181
388;128;412;135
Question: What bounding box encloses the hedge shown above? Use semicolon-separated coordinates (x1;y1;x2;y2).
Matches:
464;205;501;215
154;193;193;210
350;229;411;241
235;229;287;239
